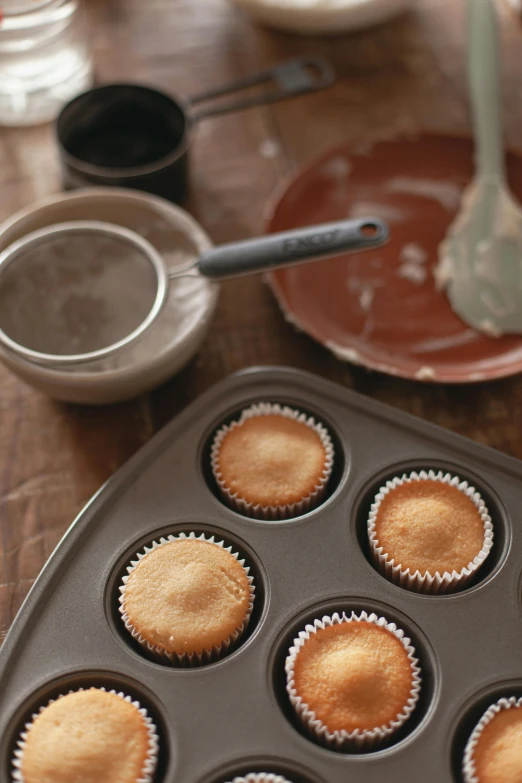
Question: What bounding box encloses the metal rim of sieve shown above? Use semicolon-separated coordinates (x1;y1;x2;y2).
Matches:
0;221;169;367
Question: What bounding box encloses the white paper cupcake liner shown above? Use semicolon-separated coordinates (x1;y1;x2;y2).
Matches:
119;531;256;666
210;402;334;520
462;695;522;783
227;775;293;783
367;470;494;594
285;611;422;751
12;687;159;783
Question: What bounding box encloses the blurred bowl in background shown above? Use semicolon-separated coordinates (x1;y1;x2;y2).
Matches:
231;0;417;36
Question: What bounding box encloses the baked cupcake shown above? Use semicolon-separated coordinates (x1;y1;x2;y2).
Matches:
368;470;494;594
119;532;255;665
463;696;522;783
226;776;293;783
12;687;158;783
285;611;421;750
211;403;334;520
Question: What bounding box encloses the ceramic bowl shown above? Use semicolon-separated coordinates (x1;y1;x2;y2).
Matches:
0;188;218;404
231;0;417;36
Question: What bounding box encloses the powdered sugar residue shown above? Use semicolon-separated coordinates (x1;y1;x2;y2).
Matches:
412;329;478;354
325;341;362;365
347;274;385;314
358;286;374;314
259;139;280;159
415;366;436;380
386;177;462;211
350;201;407;224
321;156;351;180
397;242;428;285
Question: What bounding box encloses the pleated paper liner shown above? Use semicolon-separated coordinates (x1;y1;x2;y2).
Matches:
227;776;294;783
211;402;334;520
119;532;255;666
285;611;422;751
12;688;159;783
462;696;522;783
367;470;494;594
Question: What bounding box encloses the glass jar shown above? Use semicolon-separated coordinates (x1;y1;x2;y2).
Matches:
0;0;93;126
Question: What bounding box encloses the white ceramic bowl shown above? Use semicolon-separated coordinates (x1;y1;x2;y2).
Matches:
231;0;416;35
0;189;219;404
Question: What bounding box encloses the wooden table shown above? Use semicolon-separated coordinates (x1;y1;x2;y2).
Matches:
2;0;522;643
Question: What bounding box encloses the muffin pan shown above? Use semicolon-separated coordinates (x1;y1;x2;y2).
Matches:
0;366;521;782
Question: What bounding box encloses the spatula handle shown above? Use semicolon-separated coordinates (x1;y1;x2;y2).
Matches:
468;0;506;182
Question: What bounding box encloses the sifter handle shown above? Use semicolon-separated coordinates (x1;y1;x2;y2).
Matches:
195;218;388;280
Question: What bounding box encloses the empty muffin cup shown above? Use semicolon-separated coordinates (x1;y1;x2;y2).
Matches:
210;402;334;520
12;687;159;783
367;470;494;594
119;532;255;665
285;611;421;751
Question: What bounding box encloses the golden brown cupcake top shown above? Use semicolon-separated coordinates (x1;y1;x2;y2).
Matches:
293;621;414;732
20;689;150;783
473;705;522;783
374;480;485;575
215;415;326;507
123;538;251;655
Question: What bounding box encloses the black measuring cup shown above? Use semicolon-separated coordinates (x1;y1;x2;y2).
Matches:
55;56;335;204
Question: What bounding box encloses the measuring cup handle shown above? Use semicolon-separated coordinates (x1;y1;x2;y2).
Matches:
196;218;388;280
187;56;335;121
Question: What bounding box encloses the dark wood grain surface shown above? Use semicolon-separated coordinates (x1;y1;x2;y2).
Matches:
2;0;522;643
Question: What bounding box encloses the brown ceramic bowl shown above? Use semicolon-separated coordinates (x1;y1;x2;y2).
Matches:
266;133;522;383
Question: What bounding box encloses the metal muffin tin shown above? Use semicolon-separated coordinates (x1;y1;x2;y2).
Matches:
0;366;521;783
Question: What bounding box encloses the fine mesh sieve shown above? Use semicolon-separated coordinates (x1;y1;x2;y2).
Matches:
0;222;167;366
0;216;388;368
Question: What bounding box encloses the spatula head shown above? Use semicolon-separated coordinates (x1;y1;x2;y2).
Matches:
437;181;522;337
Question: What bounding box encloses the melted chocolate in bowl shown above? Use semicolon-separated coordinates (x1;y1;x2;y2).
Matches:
268;134;522;382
